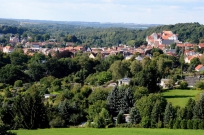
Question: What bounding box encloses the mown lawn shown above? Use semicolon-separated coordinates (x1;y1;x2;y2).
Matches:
13;128;204;135
161;89;203;107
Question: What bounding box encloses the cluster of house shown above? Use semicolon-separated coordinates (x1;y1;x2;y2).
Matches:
146;31;204;72
1;31;204;71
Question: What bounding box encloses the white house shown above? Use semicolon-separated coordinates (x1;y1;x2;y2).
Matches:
125;55;134;60
184;56;199;64
3;46;14;53
89;53;97;59
44;94;56;99
160;79;172;89
10;36;19;44
146;31;179;47
118;78;131;86
135;55;144;61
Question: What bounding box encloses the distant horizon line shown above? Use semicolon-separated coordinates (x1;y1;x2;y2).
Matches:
0;17;202;26
0;17;169;25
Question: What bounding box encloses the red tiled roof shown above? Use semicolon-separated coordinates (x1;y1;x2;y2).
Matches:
163;31;173;34
199;43;204;48
195;64;203;70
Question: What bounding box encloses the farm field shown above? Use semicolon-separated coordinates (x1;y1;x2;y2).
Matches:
13;128;204;135
161;89;204;107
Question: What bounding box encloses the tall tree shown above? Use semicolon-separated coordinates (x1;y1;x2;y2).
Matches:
0;64;28;84
109;60;127;80
107;86;134;116
164;103;175;127
129;107;141;124
11;85;48;129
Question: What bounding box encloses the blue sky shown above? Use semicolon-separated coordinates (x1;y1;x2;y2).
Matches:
0;0;204;24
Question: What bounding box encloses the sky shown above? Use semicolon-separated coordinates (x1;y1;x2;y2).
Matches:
0;0;204;24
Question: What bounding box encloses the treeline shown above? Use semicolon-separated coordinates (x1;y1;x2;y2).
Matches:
1;79;204;129
0;48;181;87
1;21;204;47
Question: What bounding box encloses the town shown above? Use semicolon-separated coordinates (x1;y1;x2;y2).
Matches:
1;21;204;134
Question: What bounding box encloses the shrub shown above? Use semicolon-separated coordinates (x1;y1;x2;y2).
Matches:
193;119;198;130
168;119;174;129
180;120;187;129
179;81;188;89
156;120;163;128
93;115;106;128
173;119;180;129
49;116;65;128
14;80;23;87
198;120;204;129
0;83;6;89
187;120;193;129
0;122;16;135
195;81;204;90
116;111;125;124
141;116;151;128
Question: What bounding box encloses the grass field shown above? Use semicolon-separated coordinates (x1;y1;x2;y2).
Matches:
161;89;203;107
13;128;204;135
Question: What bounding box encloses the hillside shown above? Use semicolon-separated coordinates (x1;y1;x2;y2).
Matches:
1;19;204;47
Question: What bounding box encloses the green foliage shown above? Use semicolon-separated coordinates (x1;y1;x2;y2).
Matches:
195;81;204;90
179;81;188;89
129;107;141;124
3;88;12;98
141;116;151;128
107;86;134;116
130;60;142;76
164;103;175;127
136;94;167;122
151;101;162;128
116;111;125;124
88;87;110;104
180;120;187;129
192;119;198;129
0;64;28;84
133;60;161;93
85;71;112;85
14;80;23;87
0;83;6;89
133;86;149;101
11;85;48;129
87;100;107;122
27;62;45;81
93;108;112;128
0;122;16;135
187;119;193;129
49;116;65;128
170;43;176;49
168;119;174;129
173;119;180;129
40;76;55;88
108;60;127;80
10;50;28;66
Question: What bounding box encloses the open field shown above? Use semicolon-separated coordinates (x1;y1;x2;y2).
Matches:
161;89;204;107
13;128;204;135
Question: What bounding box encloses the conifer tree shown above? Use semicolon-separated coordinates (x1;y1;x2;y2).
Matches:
164;103;174;127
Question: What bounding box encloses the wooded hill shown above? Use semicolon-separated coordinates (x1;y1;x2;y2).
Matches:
0;20;204;47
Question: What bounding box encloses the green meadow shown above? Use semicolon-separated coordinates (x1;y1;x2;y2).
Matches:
13;128;204;135
161;89;203;107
